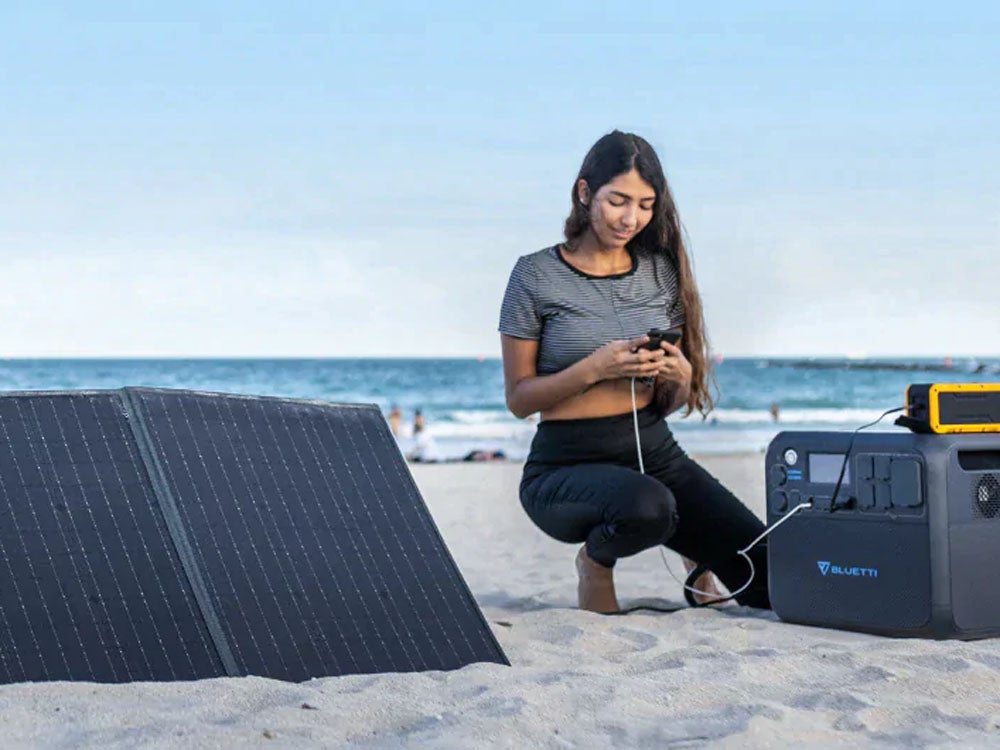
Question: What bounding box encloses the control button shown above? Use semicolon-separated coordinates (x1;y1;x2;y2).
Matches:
875;483;892;510
769;465;788;487
770;490;787;513
858;482;875;509
889;458;923;508
874;455;891;481
784;449;799;466
856;455;874;480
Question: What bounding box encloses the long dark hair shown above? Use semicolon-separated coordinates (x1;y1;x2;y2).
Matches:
564;130;716;417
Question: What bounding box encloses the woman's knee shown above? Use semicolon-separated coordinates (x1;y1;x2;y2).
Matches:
616;481;678;541
519;465;679;546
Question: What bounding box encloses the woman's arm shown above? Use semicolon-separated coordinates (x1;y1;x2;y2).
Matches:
501;334;665;419
502;336;597;419
665;380;691;415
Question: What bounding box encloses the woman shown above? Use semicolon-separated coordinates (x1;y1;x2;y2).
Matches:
498;130;769;613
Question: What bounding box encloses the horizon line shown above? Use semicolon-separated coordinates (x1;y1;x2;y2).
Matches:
2;354;998;362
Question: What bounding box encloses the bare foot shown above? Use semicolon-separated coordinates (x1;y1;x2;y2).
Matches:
575;545;620;614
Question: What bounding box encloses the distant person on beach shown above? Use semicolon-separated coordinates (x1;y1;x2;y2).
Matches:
769;402;780;422
387;405;403;436
408;425;442;463
462;449;507;462
413;409;425;435
499;130;769;614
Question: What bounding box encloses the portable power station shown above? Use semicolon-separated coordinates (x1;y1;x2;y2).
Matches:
765;430;1000;639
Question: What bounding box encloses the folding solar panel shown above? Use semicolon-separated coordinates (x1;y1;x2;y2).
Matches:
0;388;507;684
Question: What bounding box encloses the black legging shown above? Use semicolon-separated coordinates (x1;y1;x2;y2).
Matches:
520;404;770;609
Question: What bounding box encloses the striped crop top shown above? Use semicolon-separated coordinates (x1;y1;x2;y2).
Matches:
498;244;685;375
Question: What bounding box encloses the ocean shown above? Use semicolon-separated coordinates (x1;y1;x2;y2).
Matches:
1;357;997;460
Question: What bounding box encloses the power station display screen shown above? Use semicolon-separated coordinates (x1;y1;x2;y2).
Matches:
809;453;850;484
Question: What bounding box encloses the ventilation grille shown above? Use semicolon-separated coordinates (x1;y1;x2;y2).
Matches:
973;474;1000;519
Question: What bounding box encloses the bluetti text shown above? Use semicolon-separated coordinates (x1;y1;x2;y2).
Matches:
816;561;879;578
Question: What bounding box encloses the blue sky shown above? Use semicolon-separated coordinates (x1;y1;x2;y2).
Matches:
1;2;997;357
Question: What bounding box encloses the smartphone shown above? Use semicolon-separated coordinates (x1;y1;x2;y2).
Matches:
641;327;682;351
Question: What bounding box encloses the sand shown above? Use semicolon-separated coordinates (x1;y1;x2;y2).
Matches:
2;455;1000;748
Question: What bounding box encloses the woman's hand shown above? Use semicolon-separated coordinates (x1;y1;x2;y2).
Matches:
653;341;692;389
586;336;666;384
651;341;692;414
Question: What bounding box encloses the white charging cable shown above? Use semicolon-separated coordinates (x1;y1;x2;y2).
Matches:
630;377;645;474
628;375;813;604
657;502;812;603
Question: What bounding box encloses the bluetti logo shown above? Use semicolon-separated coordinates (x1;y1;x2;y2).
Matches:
816;560;879;578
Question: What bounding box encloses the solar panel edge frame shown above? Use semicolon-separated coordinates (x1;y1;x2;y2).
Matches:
124;385;377;412
127;386;510;670
0;388;111;397
118;388;242;678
